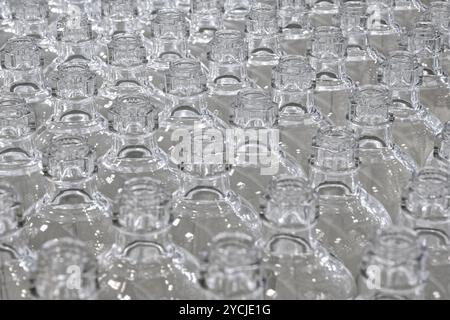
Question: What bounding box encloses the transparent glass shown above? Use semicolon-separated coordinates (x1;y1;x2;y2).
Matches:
0;96;46;212
426;121;450;170
349;84;417;222
199;232;265;299
224;0;251;20
8;0;49;40
100;0;140;37
399;168;450;299
24;136;114;258
97;93;180;202
99;178;202;299
190;0;224;44
309;126;392;277
277;0;312;41
259;176;356;300
272;55;331;174
245;3;281;66
0;184;35;300
356;226;427;300
36;59;109;157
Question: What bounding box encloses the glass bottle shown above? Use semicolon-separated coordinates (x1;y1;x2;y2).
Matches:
277;0;312;48
100;0;140;38
260;176;356;300
272;55;331;174
245;2;281;66
36;59;109;157
228;88;306;209
357;226;428;300
349;84;417;221
99;177;201;299
8;0;50;42
190;0;224;44
169;124;261;260
427;1;450;78
199;232;265;300
24;135;114;257
0;184;35;300
426;120;450;170
97;92;179;201
309;126;392;276
399;168;450;300
378;51;442;166
0;95;46;212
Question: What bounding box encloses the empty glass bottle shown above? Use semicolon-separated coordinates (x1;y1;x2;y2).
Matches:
399;168;450;300
426;120;450;170
0;184;35;300
36;59;109;157
99;177;201;299
356;226;428;300
378;51;442;166
8;0;50;41
228;88;306;209
259;176;356;300
0;95;46;212
190;0;224;44
24;135;114;257
199;232;265;300
97;93;179;201
169;124;261;260
309;126;392;276
100;0;140;38
349;84;417;221
272;55;331;173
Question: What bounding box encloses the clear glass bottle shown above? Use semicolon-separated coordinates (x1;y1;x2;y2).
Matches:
399;167;450;299
272;55;331;174
97;92;179;201
148;9;190;70
378;51;442;166
29;237;150;300
207;29;249;95
199;232;265;300
99;177;202;299
100;0;140;38
24;136;114;257
406;21;450;122
0;184;35;300
0;36;50;105
277;0;312;51
309;126;392;276
426;120;450;170
8;0;49;41
356;226;428;300
169;125;261;260
228;88;306;209
190;0;224;44
0;95;46;212
349;84;417;221
36;59;109;157
427;1;450;78
259;176;356;300
245;2;281;66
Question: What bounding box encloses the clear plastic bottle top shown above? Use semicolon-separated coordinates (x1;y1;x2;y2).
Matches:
310;126;359;172
339;1;368;33
9;0;49;23
164;59;207;96
231;88;278;128
107;33;147;68
379;51;423;89
199;232;264;299
0;36;43;71
260;176;318;232
101;0;139;21
42;136;96;181
114;177;172;234
350;84;392;126
408;21;442;57
191;0;223;13
245;2;279;35
428;1;450;33
55;14;94;44
209;30;247;64
358;226;427;299
151;9;189;39
109;94;159;135
310;26;347;60
401;168;450;224
51;60;97;100
31;238;99;300
0;96;36;139
272;55;316;92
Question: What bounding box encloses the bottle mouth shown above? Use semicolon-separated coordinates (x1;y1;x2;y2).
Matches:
52;60;97;99
311;26;346;58
260;176;319;230
153;8;185;25
114;177;173;233
209;30;247;62
248;3;277;20
350;85;392;126
0;97;36;139
410;21;440;42
165;59;207;96
381;51;423;87
107;33;147;67
272;55;315;90
56;14;94;43
232;88;278;128
0;36;43;71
